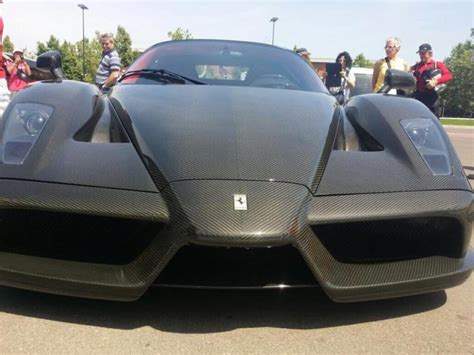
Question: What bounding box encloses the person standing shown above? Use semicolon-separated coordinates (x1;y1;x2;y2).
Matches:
0;0;10;117
372;36;409;93
6;49;31;97
411;43;452;117
328;51;356;104
95;33;121;94
296;47;316;69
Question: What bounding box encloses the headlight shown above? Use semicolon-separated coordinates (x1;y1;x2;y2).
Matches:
400;118;451;176
1;103;54;165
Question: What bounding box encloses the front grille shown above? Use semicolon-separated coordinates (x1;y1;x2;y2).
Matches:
155;244;318;288
312;217;464;263
0;209;162;265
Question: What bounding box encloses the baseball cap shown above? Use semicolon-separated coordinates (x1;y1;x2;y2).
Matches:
296;47;310;55
13;48;24;54
416;43;432;53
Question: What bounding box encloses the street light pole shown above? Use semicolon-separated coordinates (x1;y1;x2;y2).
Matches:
270;17;279;45
77;4;88;80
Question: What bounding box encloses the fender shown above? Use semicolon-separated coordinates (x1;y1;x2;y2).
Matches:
0;81;157;192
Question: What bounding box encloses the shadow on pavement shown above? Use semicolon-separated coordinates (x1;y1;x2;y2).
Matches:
0;286;447;333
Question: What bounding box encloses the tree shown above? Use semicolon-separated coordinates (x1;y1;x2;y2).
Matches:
353;53;373;68
37;35;61;55
115;25;137;67
60;40;82;81
3;35;14;53
85;32;105;83
32;26;139;83
167;28;193;40
441;40;474;117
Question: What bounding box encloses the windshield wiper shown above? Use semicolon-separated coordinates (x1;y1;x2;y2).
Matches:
118;69;207;85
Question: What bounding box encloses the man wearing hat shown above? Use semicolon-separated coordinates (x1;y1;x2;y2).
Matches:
6;49;31;97
411;43;452;117
296;47;315;68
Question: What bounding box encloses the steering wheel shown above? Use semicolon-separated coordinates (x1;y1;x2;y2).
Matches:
249;74;299;90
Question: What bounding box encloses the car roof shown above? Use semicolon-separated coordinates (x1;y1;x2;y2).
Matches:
350;67;373;75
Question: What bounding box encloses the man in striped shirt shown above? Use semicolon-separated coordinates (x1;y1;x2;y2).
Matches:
95;33;121;93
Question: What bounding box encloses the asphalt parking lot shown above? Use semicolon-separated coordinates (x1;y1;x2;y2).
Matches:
0;126;472;354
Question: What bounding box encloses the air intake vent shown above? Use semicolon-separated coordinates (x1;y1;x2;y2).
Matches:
312;217;464;263
0;209;162;265
155;244;318;288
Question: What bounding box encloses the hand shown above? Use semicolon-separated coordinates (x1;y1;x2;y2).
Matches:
340;71;346;79
426;79;437;89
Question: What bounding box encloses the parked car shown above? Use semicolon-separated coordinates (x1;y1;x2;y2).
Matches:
350;67;373;96
0;40;471;302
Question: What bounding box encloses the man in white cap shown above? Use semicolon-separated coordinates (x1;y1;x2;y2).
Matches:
6;49;31;96
410;43;452;117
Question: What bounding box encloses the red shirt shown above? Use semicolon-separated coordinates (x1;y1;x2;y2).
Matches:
411;59;452;92
7;61;29;91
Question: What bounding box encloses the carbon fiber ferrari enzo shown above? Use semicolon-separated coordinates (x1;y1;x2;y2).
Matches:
0;40;472;302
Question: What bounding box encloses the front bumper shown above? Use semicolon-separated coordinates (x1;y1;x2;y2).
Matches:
0;179;472;302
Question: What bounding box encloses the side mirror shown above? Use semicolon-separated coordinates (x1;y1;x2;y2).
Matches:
36;51;67;80
378;69;415;94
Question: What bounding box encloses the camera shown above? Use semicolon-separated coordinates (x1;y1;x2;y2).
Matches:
421;68;445;92
17;68;29;81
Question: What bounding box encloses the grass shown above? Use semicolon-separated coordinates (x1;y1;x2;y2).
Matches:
440;118;474;126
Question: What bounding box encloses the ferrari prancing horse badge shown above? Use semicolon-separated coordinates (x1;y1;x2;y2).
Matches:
234;194;247;210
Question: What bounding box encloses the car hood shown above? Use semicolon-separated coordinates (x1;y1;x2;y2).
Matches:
111;85;336;191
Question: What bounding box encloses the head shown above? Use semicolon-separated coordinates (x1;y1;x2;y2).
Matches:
384;36;401;59
100;33;114;52
416;43;433;64
296;47;310;60
336;51;352;70
13;49;24;60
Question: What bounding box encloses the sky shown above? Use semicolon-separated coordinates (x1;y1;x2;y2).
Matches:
3;0;473;64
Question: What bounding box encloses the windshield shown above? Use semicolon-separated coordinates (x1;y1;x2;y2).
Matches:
124;40;327;93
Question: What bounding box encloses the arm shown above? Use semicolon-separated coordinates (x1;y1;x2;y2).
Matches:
6;61;14;75
101;70;120;89
23;60;31;76
101;51;121;88
345;70;355;89
426;61;453;89
403;60;409;72
435;61;452;84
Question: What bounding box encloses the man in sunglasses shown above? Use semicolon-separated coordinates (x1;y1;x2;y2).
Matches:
411;43;452;118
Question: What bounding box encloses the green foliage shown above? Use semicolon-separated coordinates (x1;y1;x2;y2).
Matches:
440;118;474;126
353;53;373;68
115;25;135;67
34;27;140;83
441;40;474;117
60;41;82;80
37;36;61;55
167;28;193;40
85;33;103;83
3;36;14;53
